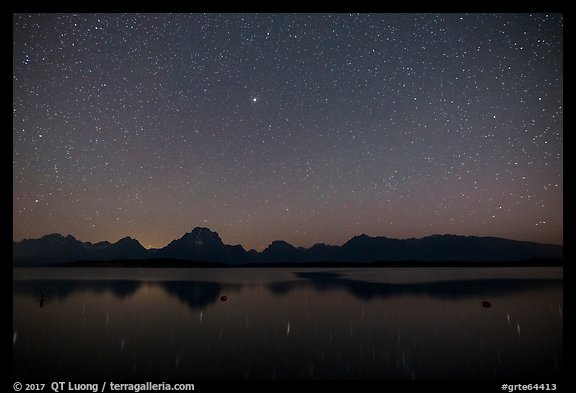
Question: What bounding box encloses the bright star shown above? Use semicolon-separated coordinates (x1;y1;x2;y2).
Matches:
252;97;257;102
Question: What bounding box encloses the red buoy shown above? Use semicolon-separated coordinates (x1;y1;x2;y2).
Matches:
220;295;227;302
482;300;491;308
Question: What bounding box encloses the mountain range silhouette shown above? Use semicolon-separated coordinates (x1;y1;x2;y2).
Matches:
13;227;563;266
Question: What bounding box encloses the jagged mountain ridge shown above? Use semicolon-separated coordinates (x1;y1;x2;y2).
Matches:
13;233;148;265
13;227;563;265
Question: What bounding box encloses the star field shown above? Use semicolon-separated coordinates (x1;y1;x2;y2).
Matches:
13;13;563;250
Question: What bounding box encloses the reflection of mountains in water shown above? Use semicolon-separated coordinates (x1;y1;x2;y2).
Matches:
12;280;240;309
13;272;562;310
268;271;562;300
13;280;141;299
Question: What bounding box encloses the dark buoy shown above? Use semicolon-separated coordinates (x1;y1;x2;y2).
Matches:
220;295;227;302
38;293;46;308
482;300;491;308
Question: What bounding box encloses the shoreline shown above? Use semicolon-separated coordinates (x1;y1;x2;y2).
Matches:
13;258;563;268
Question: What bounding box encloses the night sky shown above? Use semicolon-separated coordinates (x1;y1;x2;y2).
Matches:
13;13;563;251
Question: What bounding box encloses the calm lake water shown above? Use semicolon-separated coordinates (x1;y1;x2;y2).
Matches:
13;267;562;380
